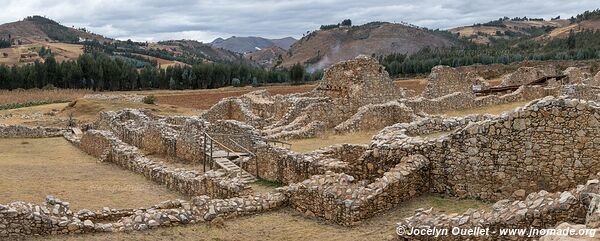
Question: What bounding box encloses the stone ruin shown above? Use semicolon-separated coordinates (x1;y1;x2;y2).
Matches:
5;56;600;239
499;66;557;86
421;65;483;99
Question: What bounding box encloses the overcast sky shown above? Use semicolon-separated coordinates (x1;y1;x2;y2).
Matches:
1;0;598;43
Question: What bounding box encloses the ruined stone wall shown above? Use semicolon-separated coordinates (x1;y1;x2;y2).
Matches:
421;65;481;99
201;98;263;127
0;125;65;138
249;143;369;184
334;101;417;134
311;55;402;103
563;66;592;85
206;120;260;152
500;66;557;86
405;85;561;115
396;179;599;240
96;110;208;163
0;191;287;238
79;130;249;198
285;155;430;226
362;97;600;201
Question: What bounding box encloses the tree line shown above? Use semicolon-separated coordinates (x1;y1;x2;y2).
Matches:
0;52;321;91
379;30;600;76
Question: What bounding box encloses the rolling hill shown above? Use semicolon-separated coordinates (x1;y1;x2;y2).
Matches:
244;46;287;68
211;36;296;54
449;19;569;44
0;16;110;44
279;22;456;69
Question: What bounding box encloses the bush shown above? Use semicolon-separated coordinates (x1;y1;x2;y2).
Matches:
142;95;156;104
42;84;56;90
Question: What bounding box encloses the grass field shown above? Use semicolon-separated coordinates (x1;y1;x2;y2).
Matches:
0;137;182;210
288;131;379;153
37;194;489;241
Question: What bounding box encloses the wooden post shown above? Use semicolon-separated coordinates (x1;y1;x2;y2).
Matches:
210;140;214;170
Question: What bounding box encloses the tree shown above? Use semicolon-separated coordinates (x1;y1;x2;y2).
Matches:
341;19;352;26
290;63;305;84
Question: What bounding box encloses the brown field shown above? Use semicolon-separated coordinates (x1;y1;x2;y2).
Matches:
438;101;530;117
0;41;84;66
0;98;199;127
37;194;489;241
0;137;182;210
394;78;427;95
151;84;316;110
288;131;380;153
0;89;91;105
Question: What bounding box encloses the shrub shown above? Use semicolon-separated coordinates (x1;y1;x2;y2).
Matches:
41;84;57;90
142;95;156;104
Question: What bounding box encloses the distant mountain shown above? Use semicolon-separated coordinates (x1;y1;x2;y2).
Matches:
0;15;110;44
280;22;456;69
210;36;296;54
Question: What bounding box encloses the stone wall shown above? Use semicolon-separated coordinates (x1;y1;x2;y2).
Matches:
499;66;557;86
363;97;600;201
334;101;416;134
421;65;481;99
95;109;208;163
0;191;287;238
311;55;402;102
79;130;249;198
0;125;65;138
406;85;562;115
285;155;430;226
563;66;592;85
396;178;600;240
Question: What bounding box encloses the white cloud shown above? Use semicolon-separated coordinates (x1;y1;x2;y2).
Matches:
0;0;598;42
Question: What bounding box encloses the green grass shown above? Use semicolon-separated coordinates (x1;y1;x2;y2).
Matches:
255;178;285;188
0;100;69;110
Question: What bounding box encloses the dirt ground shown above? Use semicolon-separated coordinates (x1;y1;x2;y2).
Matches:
0;137;182;210
150;84;316;110
0;89;91;105
38;194;490;241
287;131;380;153
437;101;530;117
0;99;199;127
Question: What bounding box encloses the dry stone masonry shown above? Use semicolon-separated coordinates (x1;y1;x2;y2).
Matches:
7;56;600;239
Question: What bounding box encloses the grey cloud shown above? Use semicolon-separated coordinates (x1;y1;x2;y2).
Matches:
0;0;597;42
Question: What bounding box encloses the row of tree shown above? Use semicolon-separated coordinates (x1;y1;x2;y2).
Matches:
0;39;10;48
380;30;600;76
0;53;321;91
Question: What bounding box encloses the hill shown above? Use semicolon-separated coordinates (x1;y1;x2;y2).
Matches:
279;22;456;69
0;16;253;67
245;46;287;67
538;19;600;40
0;16;110;44
449;18;569;44
154;39;254;65
211;36;296;54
